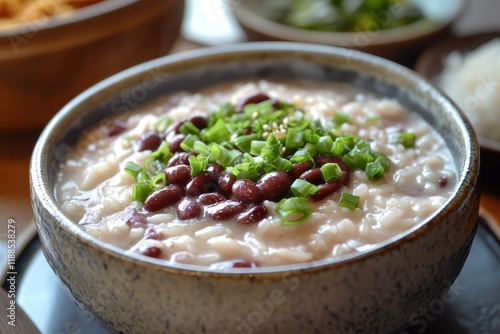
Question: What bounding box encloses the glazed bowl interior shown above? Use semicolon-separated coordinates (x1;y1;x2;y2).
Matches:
33;42;477;274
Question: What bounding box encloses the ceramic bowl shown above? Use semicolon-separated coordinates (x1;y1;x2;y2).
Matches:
230;0;466;62
30;43;480;334
415;31;500;188
0;0;184;132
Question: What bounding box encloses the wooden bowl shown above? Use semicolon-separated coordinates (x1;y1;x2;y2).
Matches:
0;0;184;132
415;31;500;188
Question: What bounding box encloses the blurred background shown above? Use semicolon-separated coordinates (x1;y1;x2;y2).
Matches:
1;0;499;333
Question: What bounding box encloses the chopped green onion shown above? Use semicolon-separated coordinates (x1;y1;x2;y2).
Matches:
276;197;312;225
321;163;342;182
231;133;260;153
397;132;415;148
285;129;305;149
290;149;314;164
151;141;171;161
250;140;266;155
315;135;333;154
364;153;390;181
143;141;172;174
179;121;200;135
188;155;208;176
132;182;152;202
365;162;385;181
290;179;319;198
137;171;149;183
155;116;173;133
202;118;230;143
374;153;390;173
149;173;166;190
226;161;263;181
261;134;282;162
269;157;293;172
143;159;164;175
333;113;350;127
227;149;244;166
332;134;356;156
343;148;373;170
124;161;143;180
209;143;237;167
243;100;273;117
193;140;210;156
338;192;359;210
180;134;199;152
304;131;320;145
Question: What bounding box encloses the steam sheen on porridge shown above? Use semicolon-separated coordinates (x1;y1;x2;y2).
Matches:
56;80;456;267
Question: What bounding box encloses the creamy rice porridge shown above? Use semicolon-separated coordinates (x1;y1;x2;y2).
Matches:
55;80;456;267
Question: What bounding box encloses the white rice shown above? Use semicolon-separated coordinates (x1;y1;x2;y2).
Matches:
438;38;500;141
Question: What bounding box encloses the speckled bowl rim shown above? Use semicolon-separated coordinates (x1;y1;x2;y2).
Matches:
0;0;136;38
232;0;466;47
31;42;479;278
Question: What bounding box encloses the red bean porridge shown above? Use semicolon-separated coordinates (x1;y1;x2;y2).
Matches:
56;80;456;267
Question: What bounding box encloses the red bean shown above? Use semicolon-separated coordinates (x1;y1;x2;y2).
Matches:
235;92;271;113
438;176;448;187
164;119;184;136
176;197;201;220
136;239;162;258
144;227;163;240
207;163;226;179
198;192;226;205
308;157;350;185
106;120;127;137
290;161;314;178
207;200;246;220
137;131;162;152
237;205;268;225
168;133;186;153
218;173;236;197
185;171;218;196
232;179;263;204
165;165;191;186
328;159;350;185
121;207;147;228
167;152;195;167
299;168;324;185
188;115;208;130
257;171;293;202
311;182;344;201
314;154;343;167
144;185;184;212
